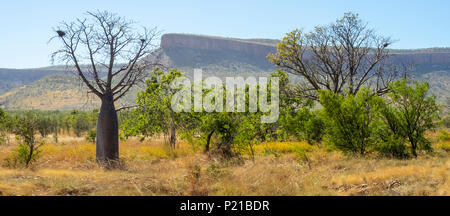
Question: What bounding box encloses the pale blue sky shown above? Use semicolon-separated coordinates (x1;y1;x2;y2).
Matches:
1;0;450;68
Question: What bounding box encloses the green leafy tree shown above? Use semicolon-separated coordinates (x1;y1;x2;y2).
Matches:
66;111;92;137
266;70;326;144
383;79;439;157
122;69;192;148
37;116;55;138
195;108;262;159
0;108;7;144
375;107;409;158
50;113;61;143
6;112;44;168
198;84;272;158
265;70;303;141
318;89;384;155
281;107;325;144
199;112;244;157
86;129;97;143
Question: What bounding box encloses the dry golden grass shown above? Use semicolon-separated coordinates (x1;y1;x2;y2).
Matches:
0;132;448;196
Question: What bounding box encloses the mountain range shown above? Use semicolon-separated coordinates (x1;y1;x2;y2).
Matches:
0;33;449;110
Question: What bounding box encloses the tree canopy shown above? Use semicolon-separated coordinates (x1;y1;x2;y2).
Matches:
268;12;399;100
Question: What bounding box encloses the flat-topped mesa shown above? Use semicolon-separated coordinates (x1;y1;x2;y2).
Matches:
392;52;450;65
161;33;450;66
161;33;276;57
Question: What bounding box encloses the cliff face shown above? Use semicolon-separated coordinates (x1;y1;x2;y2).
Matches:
160;33;450;71
392;52;450;65
161;34;276;57
159;34;277;72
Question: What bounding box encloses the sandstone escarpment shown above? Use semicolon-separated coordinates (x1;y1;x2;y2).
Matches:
161;33;276;57
160;33;450;71
392;52;450;65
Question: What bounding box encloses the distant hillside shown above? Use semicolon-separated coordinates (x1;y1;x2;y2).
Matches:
0;33;449;110
0;68;67;95
0;74;98;110
415;70;450;105
0;73;138;110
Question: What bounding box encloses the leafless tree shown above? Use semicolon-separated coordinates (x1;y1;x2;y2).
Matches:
268;12;401;100
51;10;160;162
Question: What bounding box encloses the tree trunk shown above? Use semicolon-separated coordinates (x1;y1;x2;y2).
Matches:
408;135;418;158
216;137;234;159
96;93;119;162
169;122;176;149
204;130;215;153
411;142;418;158
54;123;58;143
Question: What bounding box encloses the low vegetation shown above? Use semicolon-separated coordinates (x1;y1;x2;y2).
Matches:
0;12;448;196
0;132;448;196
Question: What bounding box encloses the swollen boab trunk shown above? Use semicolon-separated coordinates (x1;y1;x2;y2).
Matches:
96;93;119;162
52;11;160;164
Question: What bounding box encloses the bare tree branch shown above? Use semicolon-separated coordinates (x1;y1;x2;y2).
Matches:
268;12;403;99
51;10;162;105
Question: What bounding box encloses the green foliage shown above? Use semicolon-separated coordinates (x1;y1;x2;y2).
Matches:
375;134;409;159
37;116;57;137
4;110;98;143
86;129;97;143
281;108;325;144
122;69;193;148
383;79;439;157
197;111;249;158
5;140;45;168
5;112;44;168
268;70;323;143
318;89;384;155
0;108;5;122
442;116;450;128
0;108;8;144
439;130;450;141
65;110;95;137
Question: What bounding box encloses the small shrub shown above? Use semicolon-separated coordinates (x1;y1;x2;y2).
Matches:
439;130;450;141
0;133;7;145
318;89;384;155
5;112;44;168
303;116;325;144
118;132;127;142
85;129;96;143
0;108;8;145
442;116;450;128
5;140;44;168
376;138;409;159
281;108;325;144
437;141;450;152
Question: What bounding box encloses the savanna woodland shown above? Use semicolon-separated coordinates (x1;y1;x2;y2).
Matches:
0;11;449;196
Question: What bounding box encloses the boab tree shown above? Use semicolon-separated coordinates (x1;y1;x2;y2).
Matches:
268;12;400;100
51;11;160;162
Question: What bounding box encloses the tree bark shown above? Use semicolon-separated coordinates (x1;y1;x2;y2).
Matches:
411;142;418;158
169;122;176;149
204;130;215;153
96;93;119;162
